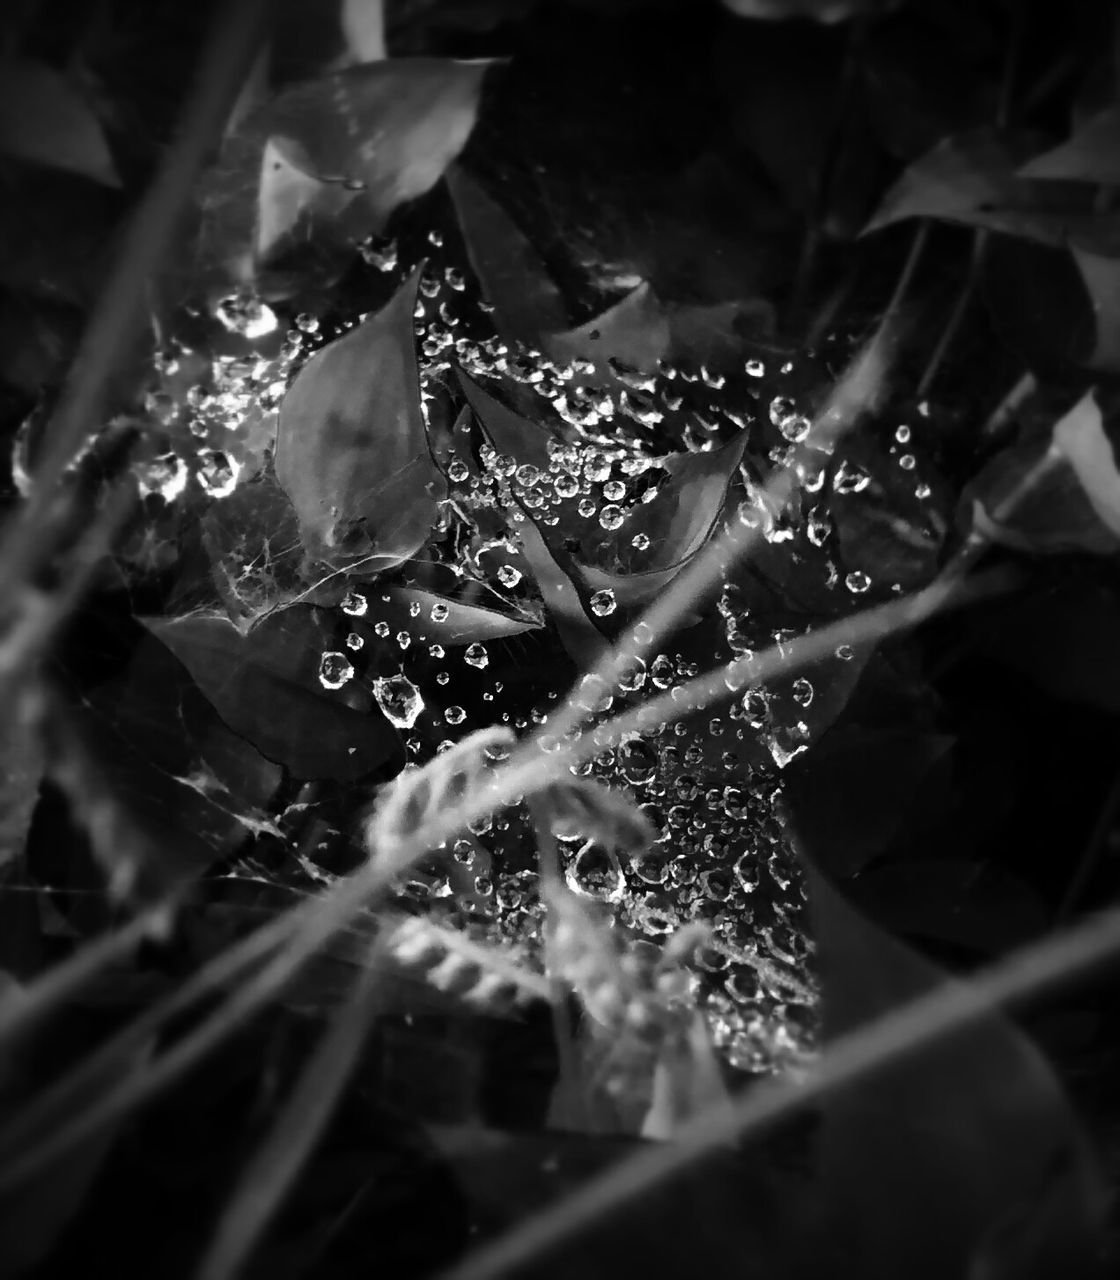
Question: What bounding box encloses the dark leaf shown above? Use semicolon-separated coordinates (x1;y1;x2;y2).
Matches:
515;514;606;668
201;58;493;281
457;368;561;474
975;581;1120;715
863;128;1047;236
784;728;954;876
276;268;447;568
48;640;284;898
0;60;120;188
447;165;569;347
142;607;403;781
809;872;1104;1280
255;134;362;262
1018;106;1120;186
849;860;1050;956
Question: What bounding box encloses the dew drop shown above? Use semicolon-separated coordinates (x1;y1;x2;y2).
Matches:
497;564;522;588
318;651;354;690
845;570;871;593
341;590;368;617
566;841;625;903
464;643;489;669
590;588;616;617
444;706;467;725
372;674;423;728
430;602;450;623
599;504;625;531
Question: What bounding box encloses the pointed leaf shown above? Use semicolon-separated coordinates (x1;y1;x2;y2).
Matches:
143;607;403;781
1051;389;1120;537
202;59;493;278
456;369;560;474
256;135;359;261
545;282;670;382
516;516;605;668
0;60;120;188
276;269;447;567
810;872;1103;1280
864;129;1045;235
447;166;569;346
1018;106;1120;185
354;584;542;644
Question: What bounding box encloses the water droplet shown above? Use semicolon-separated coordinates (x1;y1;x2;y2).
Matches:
341;590;368;616
576;674;613;714
584;449;611;483
515;463;540;487
445;705;466;725
745;358;765;377
599;504;624;531
497;564;522;588
845;570;871;593
619;737;658;784
464;643;489;669
734;853;760;893
895;424;911;444
345;632;364;651
603;479;626;501
617;655;646;693
833;461;870;494
650;655;674;689
448;457;469;483
835;643;854;661
430;602;450;623
631;532;651;551
318;651;354;690
899;454;916;471
791;677;813;707
214;294;277;339
397;630;411;649
360;238;398;271
590;588;616;617
197;449;240;498
577;497;596;518
566;841;625;903
373;620;390;638
373;674;423;728
915;482;931;500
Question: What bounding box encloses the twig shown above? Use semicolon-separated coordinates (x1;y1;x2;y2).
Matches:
435;901;1120;1280
0;0;269;603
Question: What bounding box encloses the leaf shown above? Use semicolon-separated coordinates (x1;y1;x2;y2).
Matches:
515;514;606;668
962;404;1120;557
142;607;403;781
372;586;542;644
809;872;1104;1280
256;135;360;262
546;282;670;382
783;728;954;876
1071;246;1120;373
48;640;284;898
457;369;561;474
446;166;569;347
975;580;1120;715
201;59;493;280
276;268;447;568
0;60;120;188
1018;106;1120;185
864;128;1045;235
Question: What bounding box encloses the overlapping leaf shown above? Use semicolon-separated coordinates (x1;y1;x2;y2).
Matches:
142;606;402;781
276;268;447;569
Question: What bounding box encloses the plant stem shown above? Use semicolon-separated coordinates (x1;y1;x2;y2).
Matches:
436;901;1120;1280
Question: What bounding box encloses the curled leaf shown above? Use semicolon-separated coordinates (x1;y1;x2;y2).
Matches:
276;268;447;568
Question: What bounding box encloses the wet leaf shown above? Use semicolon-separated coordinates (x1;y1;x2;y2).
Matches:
546;282;670;382
962;405;1120;556
376;586;542;644
201;58;493;280
0;60;120;188
515;514;605;667
809;872;1104;1280
447;165;569;347
863;128;1045;236
276;268;447;568
457;368;561;474
142;607;403;781
784;728;954;876
1018;106;1120;186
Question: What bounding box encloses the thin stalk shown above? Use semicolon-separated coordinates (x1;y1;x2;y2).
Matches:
436;902;1120;1280
916;230;987;399
0;0;268;603
193;936;389;1280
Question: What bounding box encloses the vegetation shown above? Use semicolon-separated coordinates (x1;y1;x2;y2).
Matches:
3;0;1120;1277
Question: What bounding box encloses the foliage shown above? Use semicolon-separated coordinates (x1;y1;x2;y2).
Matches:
2;1;1120;1278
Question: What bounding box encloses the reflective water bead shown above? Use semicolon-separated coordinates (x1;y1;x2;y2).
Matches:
791;677;813;707
341;590;368;616
318;651;354;689
345;632;364;651
599;504;624;531
444;706;467;725
631;532;651;551
448;457;469;483
589;588;616;617
464;643;489;669
496;565;522;588
845;570;871;593
430;602;450;622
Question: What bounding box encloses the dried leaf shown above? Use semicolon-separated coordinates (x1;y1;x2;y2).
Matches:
810;872;1104;1280
276;268;447;568
143;607;402;781
0;60;120;188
